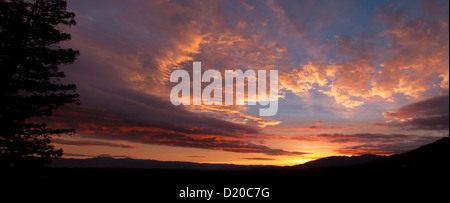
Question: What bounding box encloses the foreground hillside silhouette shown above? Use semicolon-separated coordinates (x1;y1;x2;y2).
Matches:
3;137;449;202
48;154;384;170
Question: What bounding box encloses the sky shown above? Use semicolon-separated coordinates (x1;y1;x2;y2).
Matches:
45;0;449;166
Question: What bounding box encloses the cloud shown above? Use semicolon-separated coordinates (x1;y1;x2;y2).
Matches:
290;120;351;132
96;154;133;159
65;0;284;129
381;95;449;130
383;95;449;119
335;136;443;155
279;62;329;97
53;138;137;149
186;156;206;158
55;0;449;160
334;144;402;156
62;153;94;158
294;133;412;143
65;0;448;118
278;0;448;109
294;132;443;156
44;89;307;156
47;87;261;137
46;0;328;157
185;105;281;128
240;157;277;161
370;2;449;98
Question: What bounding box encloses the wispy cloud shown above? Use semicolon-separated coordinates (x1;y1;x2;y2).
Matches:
334;136;442;155
240;157;277;161
47;99;307;156
381;95;449;130
53;138;137;149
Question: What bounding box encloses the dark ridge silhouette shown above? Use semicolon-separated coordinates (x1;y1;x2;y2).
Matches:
291;154;384;169
50;156;268;170
372;137;449;168
2;137;449;202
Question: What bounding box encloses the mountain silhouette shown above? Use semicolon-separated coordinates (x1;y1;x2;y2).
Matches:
290;137;449;170
51;154;384;170
372;137;449;168
291;154;384;169
51;138;448;170
4;137;448;202
50;156;268;170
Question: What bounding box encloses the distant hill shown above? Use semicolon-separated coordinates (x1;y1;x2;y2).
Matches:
51;154;384;170
50;156;267;170
291;154;384;169
289;137;449;169
50;137;449;171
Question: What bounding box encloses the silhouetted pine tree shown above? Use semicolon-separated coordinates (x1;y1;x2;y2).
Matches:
0;0;79;168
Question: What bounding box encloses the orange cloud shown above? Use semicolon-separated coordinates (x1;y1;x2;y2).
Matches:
371;3;449;99
280;62;329;96
186;105;281;128
278;2;448;109
44;103;305;156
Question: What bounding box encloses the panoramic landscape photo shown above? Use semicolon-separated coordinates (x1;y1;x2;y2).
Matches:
1;0;449;201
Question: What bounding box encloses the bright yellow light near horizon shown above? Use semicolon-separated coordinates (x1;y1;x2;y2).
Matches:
276;159;311;166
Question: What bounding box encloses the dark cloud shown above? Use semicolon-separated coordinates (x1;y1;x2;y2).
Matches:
53;138;137;149
335;144;402;155
62;153;94;158
43;89;306;156
48;87;261;138
382;95;449;130
137;132;307;156
298;133;412;143
396;115;449;130
335;136;443;155
384;95;449;119
96;154;133;159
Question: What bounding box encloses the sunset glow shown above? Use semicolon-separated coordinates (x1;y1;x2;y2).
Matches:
46;0;449;166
